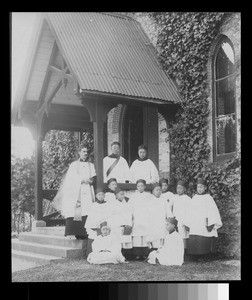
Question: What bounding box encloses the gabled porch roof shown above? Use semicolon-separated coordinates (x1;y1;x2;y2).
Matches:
45;12;180;102
12;12;181;126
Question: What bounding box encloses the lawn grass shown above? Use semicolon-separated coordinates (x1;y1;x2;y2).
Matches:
12;256;240;282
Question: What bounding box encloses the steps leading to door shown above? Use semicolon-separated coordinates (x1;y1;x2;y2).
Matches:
12;226;88;266
12;239;84;258
18;232;85;248
12;249;64;265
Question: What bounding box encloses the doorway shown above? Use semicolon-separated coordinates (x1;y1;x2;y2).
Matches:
122;105;143;166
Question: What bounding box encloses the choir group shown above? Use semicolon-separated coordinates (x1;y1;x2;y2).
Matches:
53;142;222;266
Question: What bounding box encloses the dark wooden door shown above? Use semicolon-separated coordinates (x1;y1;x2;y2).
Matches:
123;105;143;166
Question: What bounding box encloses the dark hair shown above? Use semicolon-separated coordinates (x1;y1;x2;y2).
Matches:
111;141;121;147
138;144;147;151
136;179;147;186
197;177;207;186
95;188;105;194
159;178;169;185
107;178;117;185
151;182;161;191
177;180;186;188
77;144;89;152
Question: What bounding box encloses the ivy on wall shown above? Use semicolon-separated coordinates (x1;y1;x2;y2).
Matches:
149;12;240;257
150;12;239;186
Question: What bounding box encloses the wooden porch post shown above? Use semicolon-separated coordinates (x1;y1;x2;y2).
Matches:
35;135;43;220
143;106;159;169
32;111;48;228
93;106;105;189
82;98;117;189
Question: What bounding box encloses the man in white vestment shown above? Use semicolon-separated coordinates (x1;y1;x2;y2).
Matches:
103;142;131;183
52;145;96;239
130;145;159;184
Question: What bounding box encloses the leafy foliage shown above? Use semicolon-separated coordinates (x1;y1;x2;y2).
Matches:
42;129;93;190
42;130;78;190
11;154;35;215
150;12;225;187
150;12;240;257
11;154;35;232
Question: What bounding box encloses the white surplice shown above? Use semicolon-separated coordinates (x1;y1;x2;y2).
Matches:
127;191;152;247
52;160;96;218
147;194;174;247
105;199;133;247
85;201;111;239
172;194;191;239
87;234;126;264
147;230;184;266
104;191;116;203
103;156;131;183
129;159;159;184
185;194;222;237
162;191;175;212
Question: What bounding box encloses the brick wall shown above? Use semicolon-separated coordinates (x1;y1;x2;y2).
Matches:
107;105;124;154
158;113;170;179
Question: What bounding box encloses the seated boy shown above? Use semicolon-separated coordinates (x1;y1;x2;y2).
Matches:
147;217;184;266
87;222;127;264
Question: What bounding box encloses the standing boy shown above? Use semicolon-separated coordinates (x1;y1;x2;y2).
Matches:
103;142;131;183
185;178;222;258
172;180;191;250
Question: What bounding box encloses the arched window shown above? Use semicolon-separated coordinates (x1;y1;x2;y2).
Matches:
212;36;236;162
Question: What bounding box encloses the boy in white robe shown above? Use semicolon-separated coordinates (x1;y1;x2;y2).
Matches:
147;217;184;266
104;178;117;203
85;188;108;256
172;180;191;250
159;178;174;212
105;187;133;254
103;141;131;183
87;223;127;264
128;179;152;260
130;145;159;184
185;178;222;258
147;183;174;250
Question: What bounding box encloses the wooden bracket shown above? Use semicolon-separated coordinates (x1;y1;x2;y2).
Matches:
82;98;117;123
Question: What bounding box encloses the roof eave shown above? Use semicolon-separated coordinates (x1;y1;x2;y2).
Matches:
81;89;178;106
11;13;45;126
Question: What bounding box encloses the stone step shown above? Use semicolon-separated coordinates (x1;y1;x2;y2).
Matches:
32;226;65;236
12;240;84;258
12;249;64;265
19;232;85;249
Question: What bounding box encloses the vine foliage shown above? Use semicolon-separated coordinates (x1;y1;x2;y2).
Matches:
150;12;240;256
